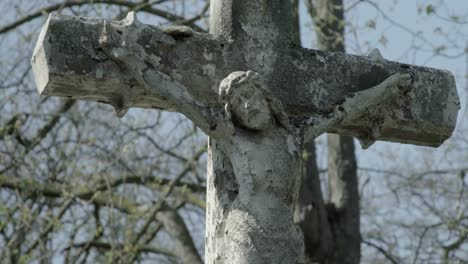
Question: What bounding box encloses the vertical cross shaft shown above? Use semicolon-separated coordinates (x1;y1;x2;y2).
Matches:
209;0;294;73
205;1;302;263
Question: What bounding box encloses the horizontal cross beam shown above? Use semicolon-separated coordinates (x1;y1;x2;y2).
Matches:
32;13;459;147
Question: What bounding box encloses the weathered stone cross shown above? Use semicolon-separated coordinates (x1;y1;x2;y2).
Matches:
31;1;459;263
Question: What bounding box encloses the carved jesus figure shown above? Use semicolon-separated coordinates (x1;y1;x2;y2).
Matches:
215;70;305;262
210;69;412;263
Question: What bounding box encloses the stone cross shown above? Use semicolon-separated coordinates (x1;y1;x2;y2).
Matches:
31;1;459;263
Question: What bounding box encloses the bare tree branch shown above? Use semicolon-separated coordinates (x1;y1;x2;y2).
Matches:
0;0;205;35
67;241;177;257
363;239;400;264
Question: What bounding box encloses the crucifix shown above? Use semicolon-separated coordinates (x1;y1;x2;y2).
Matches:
31;1;459;263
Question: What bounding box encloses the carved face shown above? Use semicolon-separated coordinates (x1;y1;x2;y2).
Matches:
229;84;273;131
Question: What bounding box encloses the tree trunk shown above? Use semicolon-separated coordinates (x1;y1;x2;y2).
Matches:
292;1;334;263
307;1;361;263
327;135;360;264
298;140;334;263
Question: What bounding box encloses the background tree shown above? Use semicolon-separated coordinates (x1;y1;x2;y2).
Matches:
293;1;360;263
0;0;466;263
1;1;210;263
301;1;468;263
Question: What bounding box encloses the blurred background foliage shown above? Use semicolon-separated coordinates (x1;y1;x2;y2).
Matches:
0;0;466;263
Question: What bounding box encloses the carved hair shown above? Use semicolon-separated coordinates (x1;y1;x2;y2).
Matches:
218;70;289;130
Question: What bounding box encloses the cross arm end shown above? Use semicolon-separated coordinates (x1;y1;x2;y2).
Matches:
31;12;230;136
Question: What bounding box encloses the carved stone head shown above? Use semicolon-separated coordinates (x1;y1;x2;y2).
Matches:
219;71;289;131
